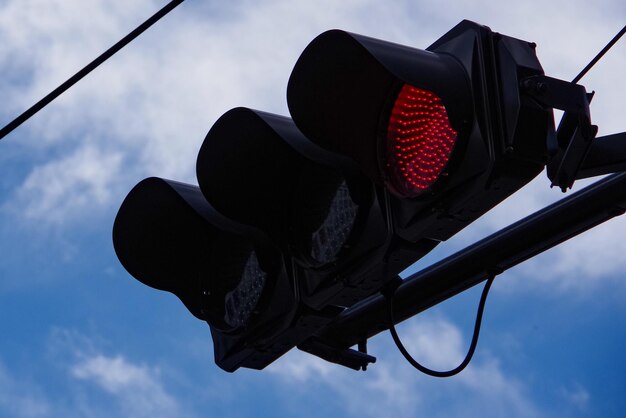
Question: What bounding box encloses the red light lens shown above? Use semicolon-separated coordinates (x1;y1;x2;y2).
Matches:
385;84;457;197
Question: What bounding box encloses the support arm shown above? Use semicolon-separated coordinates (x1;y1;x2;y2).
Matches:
576;132;626;179
306;173;626;353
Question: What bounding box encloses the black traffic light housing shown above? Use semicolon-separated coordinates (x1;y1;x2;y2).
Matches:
287;20;553;244
196;108;437;311
112;177;299;371
113;20;609;373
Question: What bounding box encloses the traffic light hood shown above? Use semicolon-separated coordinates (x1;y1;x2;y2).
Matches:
287;29;472;184
196;107;384;271
112;177;282;330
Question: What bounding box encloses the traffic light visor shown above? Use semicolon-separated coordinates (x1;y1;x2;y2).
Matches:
287;30;471;191
197;108;370;268
112;177;278;331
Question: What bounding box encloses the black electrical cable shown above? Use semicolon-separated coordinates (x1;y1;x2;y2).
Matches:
386;274;495;377
383;24;624;379
572;24;626;84
0;0;185;142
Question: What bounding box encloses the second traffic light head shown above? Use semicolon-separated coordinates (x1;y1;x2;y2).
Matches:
196;107;397;309
196;107;386;270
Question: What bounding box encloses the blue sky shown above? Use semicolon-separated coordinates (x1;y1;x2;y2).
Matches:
0;0;625;417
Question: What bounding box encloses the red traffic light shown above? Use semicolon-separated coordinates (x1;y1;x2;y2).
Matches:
287;29;472;185
112;20;561;373
288;21;553;243
386;84;458;197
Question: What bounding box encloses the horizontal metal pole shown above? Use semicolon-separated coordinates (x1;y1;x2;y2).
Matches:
313;172;626;349
577;132;626;179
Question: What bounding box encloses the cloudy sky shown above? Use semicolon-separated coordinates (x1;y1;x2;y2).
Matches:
0;0;624;417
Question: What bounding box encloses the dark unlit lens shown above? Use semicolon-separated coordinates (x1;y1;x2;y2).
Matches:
224;252;266;329
309;179;359;264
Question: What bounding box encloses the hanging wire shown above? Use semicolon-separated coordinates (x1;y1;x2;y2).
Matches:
572;24;626;84
385;274;495;377
384;24;626;377
0;0;185;141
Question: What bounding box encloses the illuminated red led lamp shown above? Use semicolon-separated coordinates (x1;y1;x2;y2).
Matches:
385;84;458;197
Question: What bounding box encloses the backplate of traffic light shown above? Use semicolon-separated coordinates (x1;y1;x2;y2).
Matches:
112;19;626;373
287;22;554;243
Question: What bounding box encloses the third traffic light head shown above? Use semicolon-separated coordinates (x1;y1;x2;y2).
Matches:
288;20;554;242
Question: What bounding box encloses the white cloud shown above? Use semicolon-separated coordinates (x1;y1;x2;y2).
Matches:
456;360;540;418
435;173;626;293
1;0;623;232
0;360;50;418
3;0;419;225
6;143;124;224
268;316;542;418
525;215;626;290
397;317;468;370
39;327;192;418
0;0;622;296
270;348;335;383
0;1;621;417
71;354;181;418
40;327;195;418
560;383;590;411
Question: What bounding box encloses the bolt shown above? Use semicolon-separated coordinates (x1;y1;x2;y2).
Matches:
536;82;547;94
522;79;547;94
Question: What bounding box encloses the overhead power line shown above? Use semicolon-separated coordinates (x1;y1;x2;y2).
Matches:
0;0;185;142
572;24;626;84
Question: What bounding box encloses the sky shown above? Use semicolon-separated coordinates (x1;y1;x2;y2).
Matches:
0;0;624;417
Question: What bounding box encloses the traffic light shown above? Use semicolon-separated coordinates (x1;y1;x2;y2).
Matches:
112;177;300;371
113;20;558;372
196;107;432;311
193;107;439;370
287;20;553;244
